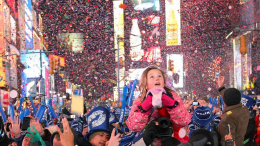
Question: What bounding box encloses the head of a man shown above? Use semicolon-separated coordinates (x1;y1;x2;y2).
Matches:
22;135;32;146
53;134;62;146
89;131;110;146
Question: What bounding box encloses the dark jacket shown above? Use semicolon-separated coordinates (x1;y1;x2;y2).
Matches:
218;87;249;146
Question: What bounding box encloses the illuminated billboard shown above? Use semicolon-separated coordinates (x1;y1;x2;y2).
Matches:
59;33;84;52
165;0;181;46
167;54;183;88
21;50;49;78
233;39;242;90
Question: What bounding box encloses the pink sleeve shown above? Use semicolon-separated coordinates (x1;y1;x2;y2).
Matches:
167;92;191;127
126;97;149;132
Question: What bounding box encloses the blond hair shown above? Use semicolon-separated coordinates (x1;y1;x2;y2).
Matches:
139;65;174;102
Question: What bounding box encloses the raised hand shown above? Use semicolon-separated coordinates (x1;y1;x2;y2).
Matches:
26;126;46;146
9;116;21;138
30;117;44;136
106;128;121;146
56;118;74;146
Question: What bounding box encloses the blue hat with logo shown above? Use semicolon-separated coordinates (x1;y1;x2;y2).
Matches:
86;106;110;139
109;112;119;124
70;120;83;134
192;106;213;130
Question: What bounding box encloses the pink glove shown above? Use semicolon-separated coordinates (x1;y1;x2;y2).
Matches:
138;94;153;114
162;91;179;109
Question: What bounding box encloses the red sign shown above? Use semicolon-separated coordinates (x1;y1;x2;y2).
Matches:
6;0;15;13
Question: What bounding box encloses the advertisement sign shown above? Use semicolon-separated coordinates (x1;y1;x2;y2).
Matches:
113;0;125;88
59;33;84;52
0;90;9;107
167;54;183;88
25;0;33;50
165;0;181;46
10;15;16;44
143;46;162;62
26;78;38;97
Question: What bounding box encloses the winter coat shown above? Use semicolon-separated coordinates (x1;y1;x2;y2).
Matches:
217;103;249;146
126;91;191;132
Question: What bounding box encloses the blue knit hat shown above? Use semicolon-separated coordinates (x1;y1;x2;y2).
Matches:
86;106;110;139
70;120;83;134
192;106;213;130
109;112;119;124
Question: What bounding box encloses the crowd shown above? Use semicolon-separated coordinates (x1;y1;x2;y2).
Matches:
0;65;259;146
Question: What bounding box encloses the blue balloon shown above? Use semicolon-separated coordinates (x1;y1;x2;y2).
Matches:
8;104;15;122
36;105;46;122
24;108;30;117
17;98;24;112
29;96;37;115
127;79;137;106
119;85;128;123
0;102;7;123
19;110;24;123
48;105;58;119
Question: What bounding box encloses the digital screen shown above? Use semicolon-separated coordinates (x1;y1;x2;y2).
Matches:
130;0;160;11
125;2;163;69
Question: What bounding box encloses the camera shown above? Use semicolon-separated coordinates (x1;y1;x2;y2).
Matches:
155;117;173;137
192;99;199;106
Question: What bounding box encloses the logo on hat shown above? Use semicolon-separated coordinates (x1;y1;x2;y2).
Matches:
109;114;115;123
88;110;106;128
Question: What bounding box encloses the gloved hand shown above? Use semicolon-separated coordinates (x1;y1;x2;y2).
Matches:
162;91;179;109
143;122;158;146
162;137;181;146
138;94;153;114
26;126;46;146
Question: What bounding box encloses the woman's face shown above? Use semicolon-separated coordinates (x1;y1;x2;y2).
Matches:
146;69;165;90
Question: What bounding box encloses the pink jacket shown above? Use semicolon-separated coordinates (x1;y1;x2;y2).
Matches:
126;92;191;132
